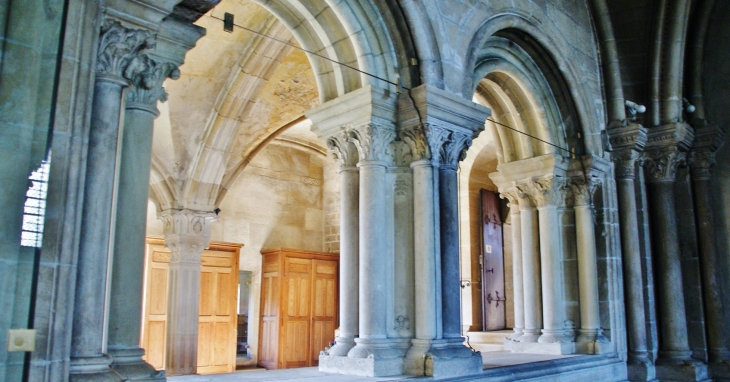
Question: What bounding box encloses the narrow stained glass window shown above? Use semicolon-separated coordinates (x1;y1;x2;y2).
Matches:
20;156;51;248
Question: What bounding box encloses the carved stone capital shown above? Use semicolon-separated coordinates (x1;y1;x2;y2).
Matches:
440;131;472;169
517;176;569;208
97;19;156;84
611;150;640;180
689;126;725;181
643;147;686;183
126;54;180;114
327;131;359;167
349;122;396;163
500;189;520;211
160;209;217;264
569;177;600;207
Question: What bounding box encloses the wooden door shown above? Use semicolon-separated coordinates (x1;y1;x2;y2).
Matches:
310;259;337;365
480;189;506;330
142;239;169;370
196;249;239;374
258;256;280;369
282;257;312;368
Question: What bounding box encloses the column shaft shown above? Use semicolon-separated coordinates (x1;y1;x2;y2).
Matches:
357;162;388;339
71;78;126;380
648;181;691;360
412;161;438;340
617;177;650;361
537;205;568;343
329;167;359;356
510;209;524;340
520;207;542;342
575;205;601;337
165;252;203;375
692;176;730;362
439;167;461;339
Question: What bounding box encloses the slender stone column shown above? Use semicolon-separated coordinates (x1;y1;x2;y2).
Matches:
571;178;606;346
347;123;398;358
502;191;524;341
70;19;154;382
161;209;216;375
644;146;692;362
515;184;542;343
106;54;179;381
606;125;653;375
439;132;472;340
689;127;730;364
325;133;360;356
532;176;572;344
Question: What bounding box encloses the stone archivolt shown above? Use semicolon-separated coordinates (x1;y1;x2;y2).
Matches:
96;19;156;83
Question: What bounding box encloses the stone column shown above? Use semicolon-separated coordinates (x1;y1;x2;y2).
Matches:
439;132;472;340
502;191;524;342
606;125;653;377
325;133;360;356
644;127;695;367
161;209;216;375
106;54;178;381
515;185;542;343
70;19;154;382
532;176;573;346
571;178;606;348
689;126;730;365
347;123;398;359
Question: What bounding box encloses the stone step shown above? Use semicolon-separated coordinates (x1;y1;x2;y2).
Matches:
466;330;513;345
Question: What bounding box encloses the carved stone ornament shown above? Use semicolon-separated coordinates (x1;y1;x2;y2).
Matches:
611;150;640;180
440;131;472;169
500;189;520;211
689;149;716;181
569;177;600;207
160;209;217;264
348;122;396;163
514;181;538;209
689;126;725;181
327;131;358;167
519;176;569;208
97;19;156;83
126;54;180;111
399;123;451;165
394;179;409;197
643;147;685;183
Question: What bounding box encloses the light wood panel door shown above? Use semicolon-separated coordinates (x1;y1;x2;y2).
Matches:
142;240;169;370
141;238;241;374
258;257;280;369
282;257;312;368
310;260;337;366
197;249;239;374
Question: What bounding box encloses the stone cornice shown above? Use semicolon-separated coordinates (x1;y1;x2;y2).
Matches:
645;122;694;152
491;154;569;184
153;14;206;67
103;0;181;32
604;123;647;152
96;19;156;84
306;85;398;141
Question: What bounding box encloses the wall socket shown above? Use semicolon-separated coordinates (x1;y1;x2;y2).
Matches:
6;329;36;352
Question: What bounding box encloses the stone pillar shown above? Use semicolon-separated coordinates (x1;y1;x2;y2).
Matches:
606;124;654;379
70;19;154;382
689;126;730;367
325;133;360;356
502;191;524;342
571;178;607;350
644;122;707;380
347;123;398;359
106;54;178;381
515;187;542;344
532;176;573;347
161;209;216;375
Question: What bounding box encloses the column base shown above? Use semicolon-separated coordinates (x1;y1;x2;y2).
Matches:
626;358;657;381
504;338;575;355
708;361;730;381
538;328;575;344
507;328;524;341
517;329;541;343
655;359;710;381
319;354;403;377
347;338;408;359
325;336;356;356
403;338;482;378
70;356;123;382
575;330;611;354
109;348;165;381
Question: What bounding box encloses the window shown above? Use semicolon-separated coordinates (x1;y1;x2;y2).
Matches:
20;156;51;248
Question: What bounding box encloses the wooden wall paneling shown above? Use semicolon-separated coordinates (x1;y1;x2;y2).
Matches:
142;238;169;370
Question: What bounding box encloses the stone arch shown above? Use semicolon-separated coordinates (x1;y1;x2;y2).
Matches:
464;14;604;156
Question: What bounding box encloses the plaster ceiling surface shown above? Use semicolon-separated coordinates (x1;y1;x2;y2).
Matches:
155;0;321;186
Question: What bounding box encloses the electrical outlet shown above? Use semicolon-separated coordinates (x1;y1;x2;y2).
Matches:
6;329;35;352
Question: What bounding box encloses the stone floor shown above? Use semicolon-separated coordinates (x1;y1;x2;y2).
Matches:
167;352;577;381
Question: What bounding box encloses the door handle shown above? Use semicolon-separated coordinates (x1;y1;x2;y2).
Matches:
486;268;494;273
486;291;506;307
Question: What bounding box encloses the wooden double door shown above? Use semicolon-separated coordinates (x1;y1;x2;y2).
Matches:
481;189;506;331
141;238;242;374
259;248;338;369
